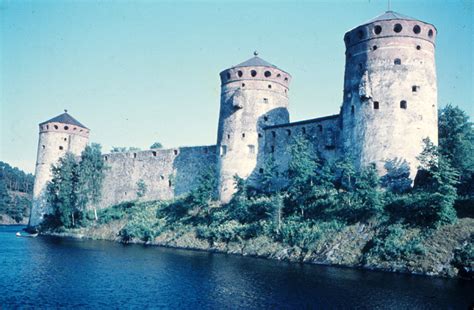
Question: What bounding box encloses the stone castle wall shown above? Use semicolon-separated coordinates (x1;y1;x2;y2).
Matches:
98;145;217;209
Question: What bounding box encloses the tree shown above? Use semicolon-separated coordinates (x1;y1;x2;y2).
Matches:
150;142;163;149
136;179;147;199
438;104;474;197
47;153;79;227
77;144;106;221
260;155;279;195
354;165;383;217
286;135;318;217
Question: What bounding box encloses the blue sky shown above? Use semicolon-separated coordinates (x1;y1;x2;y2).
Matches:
1;0;473;173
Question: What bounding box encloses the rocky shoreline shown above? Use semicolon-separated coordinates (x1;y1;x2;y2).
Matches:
42;218;474;280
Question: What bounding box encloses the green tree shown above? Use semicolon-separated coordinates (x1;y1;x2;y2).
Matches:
286;135;318;217
47;153;80;228
260;155;279;194
150;142;163;149
77;144;106;221
136;179;147;199
354;165;383;218
438;104;474;197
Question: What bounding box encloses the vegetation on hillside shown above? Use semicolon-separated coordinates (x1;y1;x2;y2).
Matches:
0;161;34;222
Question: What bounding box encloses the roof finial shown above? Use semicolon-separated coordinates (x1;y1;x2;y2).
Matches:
64;109;68;113
253;50;258;57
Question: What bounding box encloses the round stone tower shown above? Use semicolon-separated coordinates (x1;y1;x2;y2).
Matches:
341;11;438;178
217;53;291;202
29;111;90;227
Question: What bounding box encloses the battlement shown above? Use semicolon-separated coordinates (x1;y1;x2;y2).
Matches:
102;145;215;162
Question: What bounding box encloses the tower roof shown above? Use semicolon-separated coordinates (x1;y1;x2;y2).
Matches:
40;112;88;129
233;55;279;69
354;10;435;30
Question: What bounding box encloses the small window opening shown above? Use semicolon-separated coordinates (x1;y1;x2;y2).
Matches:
259;168;264;174
393;23;403;33
302;127;306;134
416;45;421;50
318;125;323;132
46;125;49;129
152;151;157;156
242;133;245;138
258;133;262;138
284;77;288;81
174;149;178;155
373;101;379;109
413;25;421;34
64;126;69;130
358;63;363;70
104;156;108;161
372;45;377;51
160;175;164;180
168;180;172;187
271;131;276;138
286;129;291;136
428;29;433;37
268;84;272;89
42;145;45;149
271;146;275;153
227;134;230;139
59;146;64;150
394;58;401;65
264;116;268;122
73;127;76;130
400;100;407;109
251;70;257;77
264;71;271;77
351;105;355;114
263;98;268;104
277;73;281;78
248;145;255;154
64;138;67;141
133;153;137;158
374;25;382;35
226;72;231;79
54;125;58;130
237;70;243;77
412;85;418;92
242;83;245;87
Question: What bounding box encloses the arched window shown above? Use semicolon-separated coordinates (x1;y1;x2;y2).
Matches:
428;29;434;37
373;101;379;109
400;100;407;109
394;58;401;65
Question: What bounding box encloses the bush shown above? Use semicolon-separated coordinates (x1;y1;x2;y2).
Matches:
279;219;343;251
452;240;474;278
366;224;426;261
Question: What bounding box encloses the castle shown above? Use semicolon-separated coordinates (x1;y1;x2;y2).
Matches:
29;11;438;227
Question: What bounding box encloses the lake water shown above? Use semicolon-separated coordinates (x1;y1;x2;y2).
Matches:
1;225;473;309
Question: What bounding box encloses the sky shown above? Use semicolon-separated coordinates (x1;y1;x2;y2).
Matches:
1;0;473;174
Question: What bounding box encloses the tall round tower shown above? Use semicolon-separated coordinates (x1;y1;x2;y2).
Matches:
29;111;90;227
217;53;291;202
341;11;438;178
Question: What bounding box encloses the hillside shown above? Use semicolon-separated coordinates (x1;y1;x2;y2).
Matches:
0;162;33;224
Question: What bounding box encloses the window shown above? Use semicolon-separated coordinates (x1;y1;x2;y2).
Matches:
394;58;401;65
248;145;255;154
264;116;268;121
46;125;49;129
174;149;178;155
259;168;264;174
258;133;262;138
393;23;402;33
220;145;227;156
64;126;69;130
263;98;268;104
268;84;272;89
302;127;306;134
286;129;291;136
351;105;355;114
428;29;433;37
412;85;418;92
54;125;58;129
104;156;108;161
227;134;230;139
152;151;157;156
251;70;257;77
373;101;379;109
42;145;45;149
284;77;288;82
271;131;276;138
133;153;137;158
318;124;323;132
59;146;64;150
416;45;421;50
242;133;245;138
374;25;382;35
160;175;164;180
413;25;421;34
372;45;377;51
264;71;271;77
63;138;67;141
237;70;243;77
242;83;245;87
277;73;281;78
168;180;172;187
400;100;407;109
271;145;275;153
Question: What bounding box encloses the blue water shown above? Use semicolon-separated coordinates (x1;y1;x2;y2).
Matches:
0;225;472;309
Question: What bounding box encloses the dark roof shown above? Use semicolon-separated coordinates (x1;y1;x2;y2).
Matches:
265;114;339;130
233;56;278;69
39;112;88;129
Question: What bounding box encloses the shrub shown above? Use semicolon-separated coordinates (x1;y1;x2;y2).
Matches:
279;219;343;251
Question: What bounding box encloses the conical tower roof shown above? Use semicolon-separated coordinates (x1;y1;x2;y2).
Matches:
352;10;435;30
39;111;88;129
233;55;278;69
